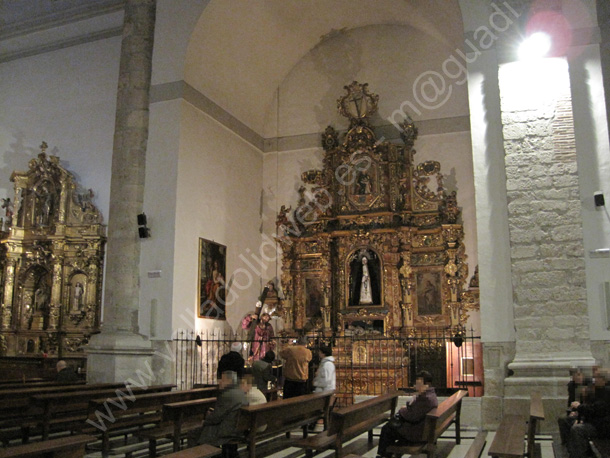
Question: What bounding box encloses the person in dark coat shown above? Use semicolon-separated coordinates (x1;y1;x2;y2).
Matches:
252;350;277;390
217;342;245;378
568;370;610;458
198;371;248;452
377;371;438;458
56;360;79;383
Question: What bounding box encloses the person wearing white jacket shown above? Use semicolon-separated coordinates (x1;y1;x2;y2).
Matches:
313;345;336;392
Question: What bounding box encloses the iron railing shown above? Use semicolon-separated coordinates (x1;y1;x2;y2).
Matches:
172;328;482;402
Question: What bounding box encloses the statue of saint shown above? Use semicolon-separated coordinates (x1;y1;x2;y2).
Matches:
359;257;373;304
72;282;84;311
349;250;381;306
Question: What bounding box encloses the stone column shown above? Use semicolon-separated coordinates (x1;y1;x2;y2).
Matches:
87;0;157;383
498;57;595;427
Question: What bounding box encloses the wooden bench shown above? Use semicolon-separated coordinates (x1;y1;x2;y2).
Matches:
465;431;489;458
81;387;218;457
29;384;175;441
293;390;401;458
591;438;610;458
385;389;468;458
0;434;95;458
162;443;222;458
138;397;217;456
232;390;335;458
488;392;545;458
0;383;128;446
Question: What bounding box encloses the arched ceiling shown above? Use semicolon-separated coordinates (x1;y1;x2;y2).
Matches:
185;0;465;139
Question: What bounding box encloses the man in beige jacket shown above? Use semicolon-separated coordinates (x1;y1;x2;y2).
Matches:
279;336;312;399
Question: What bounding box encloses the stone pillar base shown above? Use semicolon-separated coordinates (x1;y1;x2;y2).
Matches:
86;332;155;384
502;355;596;433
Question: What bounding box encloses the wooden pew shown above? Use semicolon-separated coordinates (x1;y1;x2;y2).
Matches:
0;380;84;390
385;390;469;458
138;397;217;456
29;384;175;441
293;390;401;458
162;443;222;458
590;438;610;458
232;390;335;458
0;434;95;458
0;383;127;446
81;387;218;457
488;393;545;458
465;432;489;458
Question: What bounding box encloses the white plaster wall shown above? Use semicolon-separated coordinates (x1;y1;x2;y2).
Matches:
172;102;263;335
0;37;120;220
466;49;515;344
139;99;182;340
263;24;470;138
570;44;610;342
152;0;209;86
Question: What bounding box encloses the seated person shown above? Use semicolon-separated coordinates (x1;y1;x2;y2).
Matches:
217;342;245;379
241;373;267;432
56;360;79;383
252;350;277;390
198;370;248;452
377;371;438;458
568;369;610;458
558;368;585;445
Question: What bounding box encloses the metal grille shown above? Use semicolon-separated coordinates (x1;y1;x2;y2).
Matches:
172;328;482;400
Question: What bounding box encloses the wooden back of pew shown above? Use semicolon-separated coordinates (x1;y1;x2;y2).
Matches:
329;390;400;440
236;390;335;458
83;387;217;456
0;380;85;390
0;434;95;458
386;390;468;458
293;390;400;458
30;384;175;440
488;393;546;458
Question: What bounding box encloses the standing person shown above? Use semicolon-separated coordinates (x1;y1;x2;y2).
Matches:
279;336;312;399
377;371;438;458
56;360;79;383
217;342;245;379
197;371;247;456
251;313;275;361
313;345;335;392
252;350;277;391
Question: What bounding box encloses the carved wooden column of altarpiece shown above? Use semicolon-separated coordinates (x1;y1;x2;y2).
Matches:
0;143;106;359
276;83;479;393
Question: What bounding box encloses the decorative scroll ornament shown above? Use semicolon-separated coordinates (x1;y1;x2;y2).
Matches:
337;81;379;126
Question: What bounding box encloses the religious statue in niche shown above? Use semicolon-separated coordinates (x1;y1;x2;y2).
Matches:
416;271;442;315
348;249;381;306
69;274;87;312
35;182;55;227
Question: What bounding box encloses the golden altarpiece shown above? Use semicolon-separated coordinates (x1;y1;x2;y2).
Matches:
0;143;106;359
275;82;479;392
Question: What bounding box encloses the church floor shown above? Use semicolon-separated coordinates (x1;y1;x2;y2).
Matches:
81;425;559;458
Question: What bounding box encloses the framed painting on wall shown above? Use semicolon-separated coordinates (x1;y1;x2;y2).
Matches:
198;238;226;320
416;270;442;316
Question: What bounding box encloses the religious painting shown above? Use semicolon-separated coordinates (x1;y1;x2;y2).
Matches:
198;238;226;320
345;154;381;210
305;276;323;318
416;271;442;316
348;248;382;306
